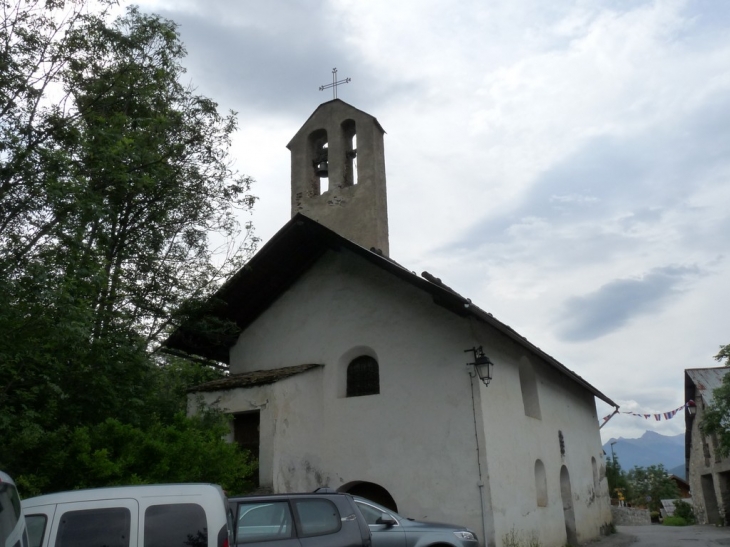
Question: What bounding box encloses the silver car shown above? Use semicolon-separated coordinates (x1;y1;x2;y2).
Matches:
353;496;478;547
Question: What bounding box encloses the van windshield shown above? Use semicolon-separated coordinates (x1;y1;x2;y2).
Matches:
0;481;22;544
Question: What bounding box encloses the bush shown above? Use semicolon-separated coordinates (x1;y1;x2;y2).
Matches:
663;516;688;526
673;500;695;524
12;410;257;497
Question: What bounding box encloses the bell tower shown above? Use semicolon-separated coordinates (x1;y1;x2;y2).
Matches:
287;99;389;256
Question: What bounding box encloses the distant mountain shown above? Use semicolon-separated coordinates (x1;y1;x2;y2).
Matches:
603;431;685;478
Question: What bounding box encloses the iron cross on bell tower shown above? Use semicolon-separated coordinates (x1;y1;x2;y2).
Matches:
319;68;351;99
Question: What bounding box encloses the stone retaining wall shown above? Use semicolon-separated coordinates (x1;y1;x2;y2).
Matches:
610;506;651;526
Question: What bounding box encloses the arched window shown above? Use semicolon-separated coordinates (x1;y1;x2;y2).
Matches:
346;356;379;397
535;459;548;507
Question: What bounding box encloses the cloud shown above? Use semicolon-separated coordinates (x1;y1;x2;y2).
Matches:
126;0;730;440
557;265;702;341
149;1;353;115
441;84;730;275
141;0;425;120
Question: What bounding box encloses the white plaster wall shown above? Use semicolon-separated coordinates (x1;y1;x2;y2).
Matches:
220;248;611;547
471;319;611;547
229;249;488;535
188;369;325;490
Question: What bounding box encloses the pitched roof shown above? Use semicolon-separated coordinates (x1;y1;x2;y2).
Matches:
286;99;385;148
166;214;617;407
189;363;323;393
685;367;728;407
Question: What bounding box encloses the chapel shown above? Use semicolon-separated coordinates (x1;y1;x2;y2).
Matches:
166;99;615;547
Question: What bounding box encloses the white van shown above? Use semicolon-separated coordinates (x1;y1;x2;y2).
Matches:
0;471;28;547
21;484;231;547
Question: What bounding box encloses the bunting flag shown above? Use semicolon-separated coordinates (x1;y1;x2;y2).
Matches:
601;402;690;424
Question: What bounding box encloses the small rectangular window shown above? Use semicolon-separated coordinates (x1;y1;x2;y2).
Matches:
236;501;293;543
292;499;341;537
56;507;130;547
144;503;208;547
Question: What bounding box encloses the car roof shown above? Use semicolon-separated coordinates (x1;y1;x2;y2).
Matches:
228;492;350;502
22;483;223;508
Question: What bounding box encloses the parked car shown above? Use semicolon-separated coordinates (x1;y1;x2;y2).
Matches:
228;491;371;547
21;483;230;547
352;496;478;547
0;471;28;547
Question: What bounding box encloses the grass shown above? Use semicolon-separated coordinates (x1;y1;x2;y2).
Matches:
502;527;542;547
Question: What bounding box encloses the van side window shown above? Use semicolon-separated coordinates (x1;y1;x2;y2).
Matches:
56;507;130;547
25;515;47;547
144;504;208;547
292;499;341;537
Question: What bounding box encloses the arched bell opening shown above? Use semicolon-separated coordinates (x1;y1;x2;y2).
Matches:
338;481;398;512
308;128;328;194
341;119;357;187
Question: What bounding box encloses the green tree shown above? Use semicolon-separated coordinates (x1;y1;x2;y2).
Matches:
673;499;695;524
0;2;257;495
606;454;631;502
701;343;730;457
625;464;679;512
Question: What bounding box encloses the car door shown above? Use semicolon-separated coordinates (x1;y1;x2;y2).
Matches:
354;501;405;547
232;500;300;547
292;498;363;547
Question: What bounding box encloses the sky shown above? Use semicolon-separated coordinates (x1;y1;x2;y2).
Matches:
130;0;730;443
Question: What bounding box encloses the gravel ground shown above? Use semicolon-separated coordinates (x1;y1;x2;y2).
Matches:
580;524;730;547
581;530;637;547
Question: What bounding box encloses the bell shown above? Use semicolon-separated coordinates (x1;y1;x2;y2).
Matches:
315;160;329;178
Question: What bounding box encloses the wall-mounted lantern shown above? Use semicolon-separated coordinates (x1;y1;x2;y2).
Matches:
465;346;494;387
686;399;697;416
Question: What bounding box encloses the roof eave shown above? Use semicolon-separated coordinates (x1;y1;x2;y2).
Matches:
166;214;616;407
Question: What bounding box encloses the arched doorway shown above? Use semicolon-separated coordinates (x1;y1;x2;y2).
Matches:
560;466;577;546
339;481;398;512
